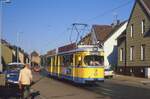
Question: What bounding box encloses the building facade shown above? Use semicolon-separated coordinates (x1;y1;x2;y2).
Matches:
0;39;30;71
31;51;41;67
1;40;13;71
117;0;150;78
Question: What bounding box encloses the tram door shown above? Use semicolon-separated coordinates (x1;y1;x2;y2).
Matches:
74;53;83;81
57;56;60;77
51;56;54;75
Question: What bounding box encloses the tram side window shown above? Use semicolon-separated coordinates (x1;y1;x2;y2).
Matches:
52;56;55;66
60;56;64;66
55;56;58;67
47;57;51;67
62;54;73;67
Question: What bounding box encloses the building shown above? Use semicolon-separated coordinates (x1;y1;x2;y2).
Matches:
31;51;41;67
1;40;13;71
24;53;30;64
40;54;47;67
103;21;128;68
117;0;150;78
91;25;112;47
78;33;92;45
0;39;30;71
117;31;127;74
11;45;28;64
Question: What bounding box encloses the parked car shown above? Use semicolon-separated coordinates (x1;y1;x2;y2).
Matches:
4;62;24;85
104;68;114;78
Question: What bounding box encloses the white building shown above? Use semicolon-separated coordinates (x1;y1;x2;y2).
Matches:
103;21;127;68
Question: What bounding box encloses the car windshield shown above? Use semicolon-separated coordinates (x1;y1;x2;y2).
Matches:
84;55;104;66
7;64;24;71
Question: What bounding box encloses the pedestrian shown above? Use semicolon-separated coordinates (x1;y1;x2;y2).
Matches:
18;63;33;99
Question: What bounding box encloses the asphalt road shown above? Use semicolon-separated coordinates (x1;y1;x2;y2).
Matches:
30;70;150;99
1;70;150;99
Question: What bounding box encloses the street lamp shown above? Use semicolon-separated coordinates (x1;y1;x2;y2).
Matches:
16;32;22;63
0;0;11;72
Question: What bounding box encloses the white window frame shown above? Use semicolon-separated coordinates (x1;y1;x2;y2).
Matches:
141;45;145;60
130;24;133;37
141;20;145;34
120;48;123;61
130;46;133;61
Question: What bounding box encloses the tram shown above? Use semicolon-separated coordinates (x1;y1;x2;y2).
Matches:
46;43;104;84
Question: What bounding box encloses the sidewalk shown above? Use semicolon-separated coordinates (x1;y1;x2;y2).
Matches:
113;74;150;85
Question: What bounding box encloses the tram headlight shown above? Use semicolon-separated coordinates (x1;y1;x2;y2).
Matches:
7;74;10;78
78;56;81;61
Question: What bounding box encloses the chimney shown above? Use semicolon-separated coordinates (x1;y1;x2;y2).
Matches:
117;20;120;25
111;20;120;28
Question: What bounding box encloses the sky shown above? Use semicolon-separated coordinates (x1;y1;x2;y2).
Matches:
2;0;135;55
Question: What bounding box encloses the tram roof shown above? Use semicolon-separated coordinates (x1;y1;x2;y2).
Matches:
58;44;103;55
46;44;103;57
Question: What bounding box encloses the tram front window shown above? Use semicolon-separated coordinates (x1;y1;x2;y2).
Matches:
84;55;104;66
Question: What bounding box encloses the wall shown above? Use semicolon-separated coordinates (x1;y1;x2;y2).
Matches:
126;1;150;67
104;22;127;68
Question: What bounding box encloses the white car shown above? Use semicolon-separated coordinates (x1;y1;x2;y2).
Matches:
104;69;114;78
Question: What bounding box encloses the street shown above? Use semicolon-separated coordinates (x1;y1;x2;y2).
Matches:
0;70;150;99
30;70;150;99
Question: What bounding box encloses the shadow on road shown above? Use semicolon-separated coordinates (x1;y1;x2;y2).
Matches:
41;69;150;99
30;91;40;99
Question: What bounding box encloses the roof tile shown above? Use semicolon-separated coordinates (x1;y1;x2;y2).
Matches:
92;25;112;43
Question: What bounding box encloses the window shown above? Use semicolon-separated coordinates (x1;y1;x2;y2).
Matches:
141;20;145;34
130;24;133;37
84;55;104;66
62;54;73;67
120;48;123;61
47;57;51;66
130;46;134;61
141;45;145;60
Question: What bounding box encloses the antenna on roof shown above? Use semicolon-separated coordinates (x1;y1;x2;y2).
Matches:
112;12;120;27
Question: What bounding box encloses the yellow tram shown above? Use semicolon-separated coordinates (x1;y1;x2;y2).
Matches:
46;43;104;84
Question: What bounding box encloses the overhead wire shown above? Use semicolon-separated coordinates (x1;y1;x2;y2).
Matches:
76;0;134;45
85;0;133;23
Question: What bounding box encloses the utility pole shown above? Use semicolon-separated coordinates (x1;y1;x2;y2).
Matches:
0;0;11;72
16;32;19;63
16;32;23;63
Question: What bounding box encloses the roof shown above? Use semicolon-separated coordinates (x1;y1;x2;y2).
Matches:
31;51;39;56
104;21;127;42
78;33;92;45
92;25;112;43
117;30;126;40
1;39;12;48
58;43;76;53
141;0;150;17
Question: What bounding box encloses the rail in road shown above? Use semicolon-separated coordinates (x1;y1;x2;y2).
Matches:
30;69;150;99
1;69;150;99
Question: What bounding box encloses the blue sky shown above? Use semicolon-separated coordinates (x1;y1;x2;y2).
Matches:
2;0;135;54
